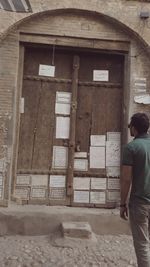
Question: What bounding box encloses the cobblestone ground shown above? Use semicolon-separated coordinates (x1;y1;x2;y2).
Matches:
0;234;137;267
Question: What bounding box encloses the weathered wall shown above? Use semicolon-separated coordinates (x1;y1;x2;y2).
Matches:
0;0;150;206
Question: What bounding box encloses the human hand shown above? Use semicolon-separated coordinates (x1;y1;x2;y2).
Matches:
120;206;128;220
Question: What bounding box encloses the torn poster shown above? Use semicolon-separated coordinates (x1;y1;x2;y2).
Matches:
134;94;150;105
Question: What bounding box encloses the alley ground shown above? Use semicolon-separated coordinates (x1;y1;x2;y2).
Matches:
0;234;136;267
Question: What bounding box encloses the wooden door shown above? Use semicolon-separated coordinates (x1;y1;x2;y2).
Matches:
16;46;124;207
73;52;124;207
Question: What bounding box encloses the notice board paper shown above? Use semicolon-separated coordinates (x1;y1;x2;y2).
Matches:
31;175;48;186
0;187;3;198
15;188;29;199
93;70;109;82
74;159;88;171
134;94;150;105
91;135;106;146
17;175;30;185
106;167;120;178
107;132;121;141
52;146;68;169
20;98;24;114
0;175;3;186
31;188;46;198
56;117;70;139
106;141;120;167
49;188;66;199
108;178;120;190
56;92;71;104
55;102;71;115
107;191;120;202
90;192;106;204
73;177;90;190
39;64;55;77
74;152;87;158
50;175;66;188
74;191;89;203
0;159;4;172
91;178;107;190
90;146;105;169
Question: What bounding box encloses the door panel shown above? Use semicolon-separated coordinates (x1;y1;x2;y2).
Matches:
16;45;124;207
17;80;41;170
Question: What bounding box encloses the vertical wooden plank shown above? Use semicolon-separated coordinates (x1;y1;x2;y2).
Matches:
67;55;80;196
32;81;55;170
75;85;92;151
105;88;122;131
91;88;107;135
12;45;25;194
17;80;41;170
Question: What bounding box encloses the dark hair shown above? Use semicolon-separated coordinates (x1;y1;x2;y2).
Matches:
129;113;149;134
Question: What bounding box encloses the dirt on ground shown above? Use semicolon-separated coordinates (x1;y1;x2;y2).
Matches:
0;234;137;267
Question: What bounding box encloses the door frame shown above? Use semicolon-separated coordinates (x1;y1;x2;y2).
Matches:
11;34;130;200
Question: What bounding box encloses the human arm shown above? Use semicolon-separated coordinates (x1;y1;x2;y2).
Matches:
120;165;132;220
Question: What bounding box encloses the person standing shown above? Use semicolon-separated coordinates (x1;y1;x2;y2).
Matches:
120;112;150;267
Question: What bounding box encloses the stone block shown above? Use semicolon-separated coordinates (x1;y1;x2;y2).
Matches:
61;222;92;239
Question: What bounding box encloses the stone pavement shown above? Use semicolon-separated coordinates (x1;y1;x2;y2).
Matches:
0;234;137;267
0;203;136;266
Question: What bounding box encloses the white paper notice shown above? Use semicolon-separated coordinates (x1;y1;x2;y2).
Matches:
91;135;106;146
107;132;121;141
20;98;24;114
107;191;120;202
56;92;71;104
31;188;46;198
31;175;48;186
90;192;106;204
49;188;66;199
56;117;70;139
91;178;107;190
74;152;87;158
93;70;109;82
17;175;30;185
55;103;71;115
0;187;3;198
74;159;88;171
39;64;55;77
15;188;29;199
106;141;120;167
0;159;4;172
0;175;3;186
108;178;120;190
134;94;150;105
52;146;68;169
106;167;120;177
50;175;66;188
73;177;90;190
74;191;89;203
90;147;105;169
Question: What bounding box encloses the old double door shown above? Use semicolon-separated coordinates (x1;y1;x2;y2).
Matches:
16;45;124;206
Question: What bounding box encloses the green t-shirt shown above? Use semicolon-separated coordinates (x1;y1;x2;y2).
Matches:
122;134;150;203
